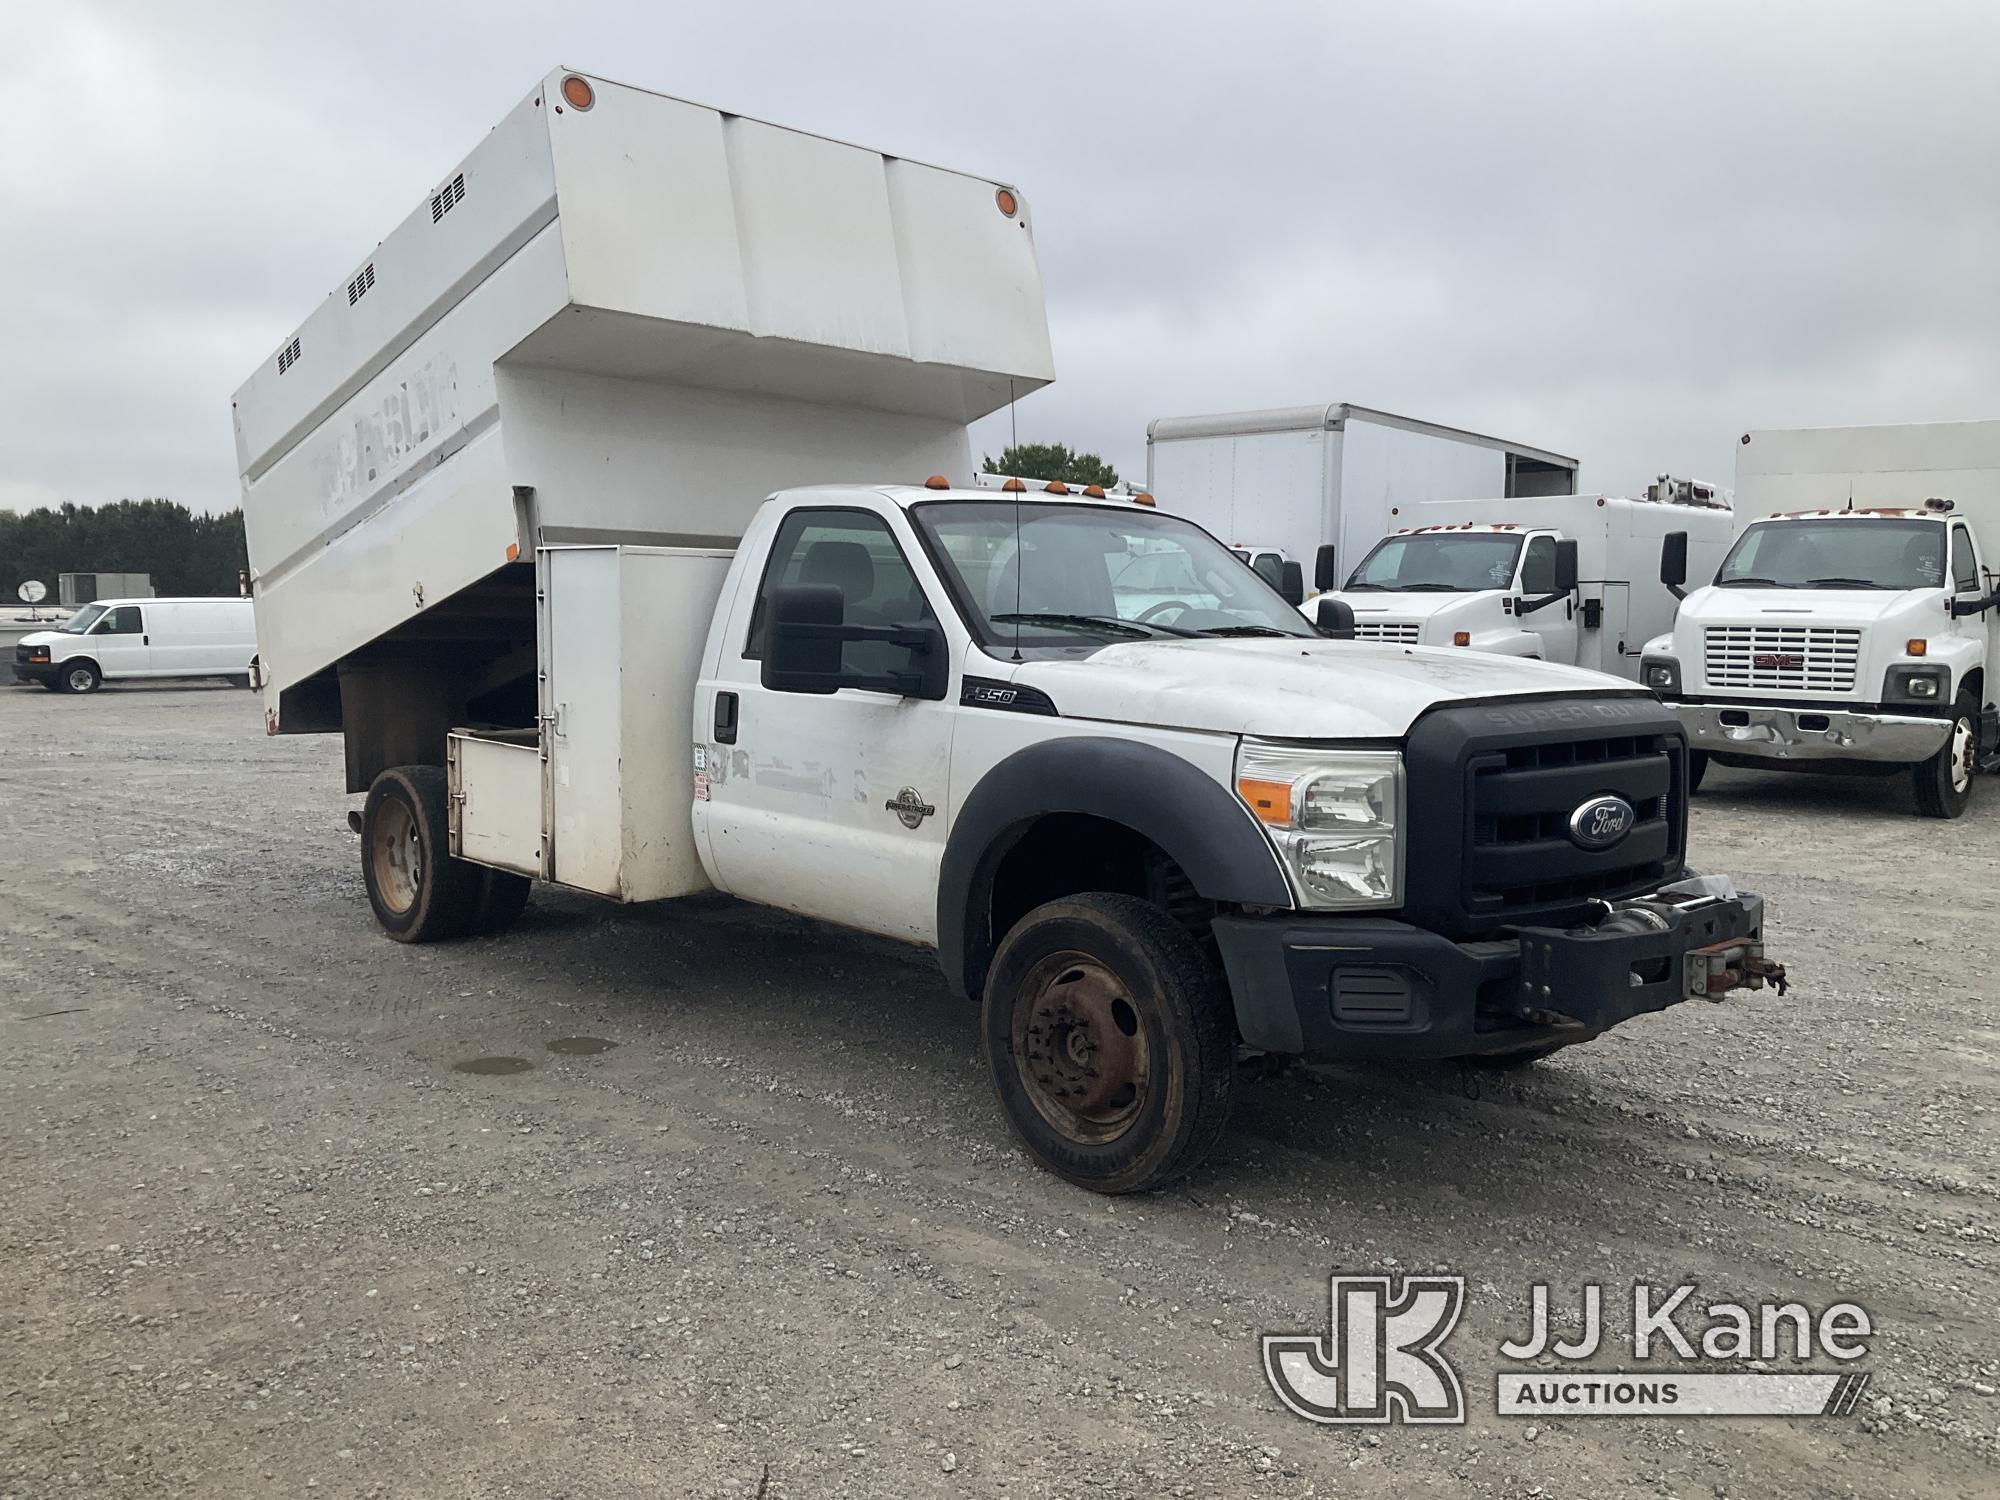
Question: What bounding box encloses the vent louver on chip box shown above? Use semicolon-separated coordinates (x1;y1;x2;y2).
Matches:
430;173;466;223
346;263;375;306
276;336;302;375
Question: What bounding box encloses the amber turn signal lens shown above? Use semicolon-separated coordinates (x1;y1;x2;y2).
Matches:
561;75;595;111
1906;638;1927;656
1453;631;1471;646
1237;777;1292;825
995;187;1018;217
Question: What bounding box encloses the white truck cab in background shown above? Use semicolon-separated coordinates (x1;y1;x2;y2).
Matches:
1642;421;2000;816
1312;480;1734;680
1145;404;1579;585
236;69;1784;1194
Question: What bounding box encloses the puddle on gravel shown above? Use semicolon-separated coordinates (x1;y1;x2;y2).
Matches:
452;1056;533;1076
545;1036;617;1056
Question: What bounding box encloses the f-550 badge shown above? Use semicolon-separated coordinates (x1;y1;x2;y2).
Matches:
886;787;936;829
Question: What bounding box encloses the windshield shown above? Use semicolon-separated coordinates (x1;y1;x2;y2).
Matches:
1345;532;1523;592
911;501;1315;651
58;604;108;634
1715;519;1944;590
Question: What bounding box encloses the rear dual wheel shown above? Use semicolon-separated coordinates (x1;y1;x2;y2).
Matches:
362;765;531;941
981;893;1236;1194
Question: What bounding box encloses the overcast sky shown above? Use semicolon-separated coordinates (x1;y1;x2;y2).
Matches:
4;0;1996;515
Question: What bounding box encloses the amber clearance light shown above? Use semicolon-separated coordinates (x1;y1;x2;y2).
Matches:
995;187;1018;218
560;75;595;111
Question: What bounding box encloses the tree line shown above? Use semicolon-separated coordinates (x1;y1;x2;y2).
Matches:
0;500;249;603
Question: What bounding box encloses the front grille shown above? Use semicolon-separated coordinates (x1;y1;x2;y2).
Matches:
1703;625;1861;692
1354;622;1420;643
1404;696;1687;937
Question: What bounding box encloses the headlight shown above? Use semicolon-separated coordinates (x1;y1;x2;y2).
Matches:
1235;741;1403;908
1885;663;1949;704
1640;654;1681;698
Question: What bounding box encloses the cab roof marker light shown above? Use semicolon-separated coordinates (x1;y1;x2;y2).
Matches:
1043;481;1069;495
1000;478;1026;493
1132;492;1156;507
924;474;950;490
1081;484;1105;498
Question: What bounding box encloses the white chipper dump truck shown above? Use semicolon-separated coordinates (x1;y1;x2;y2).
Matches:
235;69;1783;1192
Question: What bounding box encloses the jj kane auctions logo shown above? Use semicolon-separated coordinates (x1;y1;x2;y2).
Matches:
1265;1276;1874;1423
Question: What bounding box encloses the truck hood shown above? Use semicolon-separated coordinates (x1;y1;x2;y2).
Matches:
1323;592;1487;624
1677;585;1938;630
15;630;59;648
1006;637;1634;740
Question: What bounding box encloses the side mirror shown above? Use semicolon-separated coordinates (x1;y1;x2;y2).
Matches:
1316;597;1356;639
1313;544;1339;592
1553;538;1579;594
1279;560;1305;607
762;584;845;694
1660;531;1688;600
761;583;950;699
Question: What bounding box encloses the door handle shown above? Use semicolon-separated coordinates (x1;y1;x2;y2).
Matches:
714;691;739;744
143;635;149;645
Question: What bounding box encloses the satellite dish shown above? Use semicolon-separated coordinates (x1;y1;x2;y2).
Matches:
17;580;46;604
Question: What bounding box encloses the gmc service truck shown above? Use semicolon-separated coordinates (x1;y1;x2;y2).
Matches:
1317;480;1734;681
237;69;1782;1193
1643;421;2000;815
1145;403;1579;582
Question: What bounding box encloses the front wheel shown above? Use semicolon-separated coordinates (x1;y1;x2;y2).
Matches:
1912;694;1977;819
59;660;101;694
981;893;1236;1194
361;765;483;941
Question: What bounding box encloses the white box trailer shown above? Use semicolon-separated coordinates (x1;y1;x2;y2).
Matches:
1144;404;1578;580
234;66;1053;894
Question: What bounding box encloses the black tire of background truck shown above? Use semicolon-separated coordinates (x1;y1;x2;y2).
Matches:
1687;750;1709;795
360;765;482;942
1464;1040;1572;1070
226;675;253;689
1912;692;1978;819
466;869;532;935
980;893;1236;1195
59;660;101;694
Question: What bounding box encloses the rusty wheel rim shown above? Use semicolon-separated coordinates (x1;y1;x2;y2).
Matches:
1012;952;1149;1144
370;799;421;915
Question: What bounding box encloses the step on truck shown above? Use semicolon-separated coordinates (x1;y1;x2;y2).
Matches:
1643;422;2000;815
1313;479;1735;680
235;69;1784;1193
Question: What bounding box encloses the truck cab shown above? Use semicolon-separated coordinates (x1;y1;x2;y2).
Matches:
1643;500;2000;816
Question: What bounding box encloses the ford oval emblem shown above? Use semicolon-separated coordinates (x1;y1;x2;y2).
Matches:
1567;794;1635;851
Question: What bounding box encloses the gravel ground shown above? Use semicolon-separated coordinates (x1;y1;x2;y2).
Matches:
1;684;1995;1499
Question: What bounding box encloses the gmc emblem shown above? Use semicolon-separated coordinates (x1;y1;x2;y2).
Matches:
1754;652;1801;670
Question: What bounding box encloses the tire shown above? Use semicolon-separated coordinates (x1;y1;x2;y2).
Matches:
360;765;482;942
1686;750;1709;796
1912;693;1977;819
466;868;532;935
58;659;101;694
981;893;1236;1194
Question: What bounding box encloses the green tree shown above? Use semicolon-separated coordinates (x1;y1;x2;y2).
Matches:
984;442;1121;489
0;499;249;603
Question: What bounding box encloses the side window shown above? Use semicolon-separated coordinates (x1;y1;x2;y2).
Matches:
745;508;934;678
1251;552;1285;589
1519;536;1556;594
1952;525;1980;593
96;605;144;634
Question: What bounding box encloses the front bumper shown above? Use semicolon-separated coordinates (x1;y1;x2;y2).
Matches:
1213;885;1777;1060
1673;701;1949;765
11;663;53;685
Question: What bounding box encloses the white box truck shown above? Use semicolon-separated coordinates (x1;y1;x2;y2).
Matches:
1145;403;1579;585
1316;480;1735;681
238;69;1782;1193
1642;421;2000;816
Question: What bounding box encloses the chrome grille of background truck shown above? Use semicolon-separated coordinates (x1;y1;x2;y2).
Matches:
1703;625;1862;692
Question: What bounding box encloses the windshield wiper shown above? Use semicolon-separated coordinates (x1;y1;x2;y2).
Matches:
1342;582;1388;591
989;612;1193;639
1715;575;1793;588
1194;624;1296;638
1803;577;1891;590
1396;583;1463;592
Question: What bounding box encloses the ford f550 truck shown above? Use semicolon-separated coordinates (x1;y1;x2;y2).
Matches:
1643;422;2000;816
235;69;1783;1192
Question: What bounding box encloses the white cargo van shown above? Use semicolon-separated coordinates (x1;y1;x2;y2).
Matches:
12;597;257;693
238;70;1784;1193
1314;481;1735;681
1643;421;2000;815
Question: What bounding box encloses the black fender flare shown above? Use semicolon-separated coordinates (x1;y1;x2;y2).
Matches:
937;736;1291;1001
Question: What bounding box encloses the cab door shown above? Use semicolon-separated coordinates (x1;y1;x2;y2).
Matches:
695;503;958;944
1948;523;1995;709
88;604;153;678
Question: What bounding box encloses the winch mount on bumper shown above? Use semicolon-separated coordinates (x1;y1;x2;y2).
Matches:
1214;883;1783;1062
